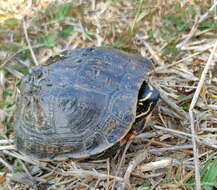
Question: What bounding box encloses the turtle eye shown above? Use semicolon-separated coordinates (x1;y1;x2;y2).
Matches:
136;83;159;119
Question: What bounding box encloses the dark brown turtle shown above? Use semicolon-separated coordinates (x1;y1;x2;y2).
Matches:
15;47;159;160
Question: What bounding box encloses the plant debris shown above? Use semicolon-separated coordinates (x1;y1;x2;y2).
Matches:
0;0;217;189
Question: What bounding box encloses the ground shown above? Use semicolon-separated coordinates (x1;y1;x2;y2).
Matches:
0;0;217;189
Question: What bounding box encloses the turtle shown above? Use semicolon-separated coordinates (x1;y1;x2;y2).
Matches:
15;47;159;161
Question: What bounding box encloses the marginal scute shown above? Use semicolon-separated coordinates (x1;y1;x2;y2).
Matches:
106;124;127;144
100;114;128;144
15;47;155;160
85;133;109;155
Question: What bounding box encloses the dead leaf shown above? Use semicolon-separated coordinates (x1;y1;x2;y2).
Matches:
0;171;7;184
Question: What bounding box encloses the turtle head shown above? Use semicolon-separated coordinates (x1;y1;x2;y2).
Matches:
136;82;160;118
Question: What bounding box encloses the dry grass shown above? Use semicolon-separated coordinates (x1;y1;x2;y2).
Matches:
0;0;217;189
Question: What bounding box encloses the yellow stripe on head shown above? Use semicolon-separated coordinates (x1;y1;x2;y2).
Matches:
138;92;152;102
148;83;153;90
136;102;153;118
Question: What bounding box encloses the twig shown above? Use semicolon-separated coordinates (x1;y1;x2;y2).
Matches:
63;169;128;183
0;157;13;172
106;159;110;190
176;9;200;49
181;42;215;51
152;51;202;73
152;125;217;149
158;88;188;120
189;111;201;190
198;1;217;23
137;158;191;172
0;139;13;145
143;42;164;65
2;44;43;67
139;159;172;171
189;40;217;190
18;160;36;186
124;151;149;182
116;140;132;176
112;140;132;190
54;178;78;187
159;106;187;120
161;170;194;189
0;145;16;150
147;143;193;155
132;172;164;179
91;0;96;10
133;131;163;140
23;17;39;65
2;150;49;170
190;40;217;109
177;1;217;49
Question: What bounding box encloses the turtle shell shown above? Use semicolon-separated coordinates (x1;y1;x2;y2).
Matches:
15;47;154;160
